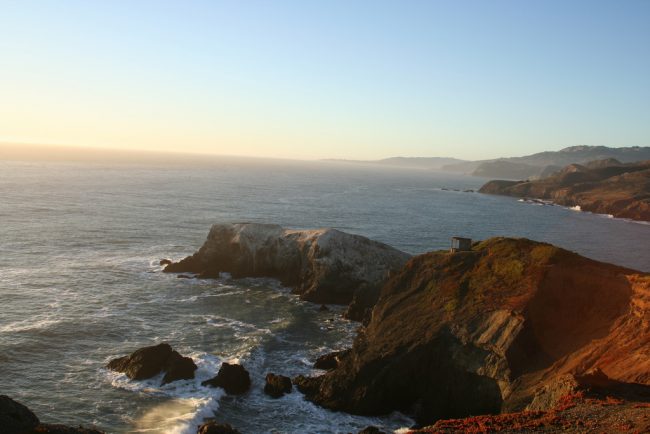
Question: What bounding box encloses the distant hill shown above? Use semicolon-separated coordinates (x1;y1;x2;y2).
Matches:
443;146;650;179
324;156;467;170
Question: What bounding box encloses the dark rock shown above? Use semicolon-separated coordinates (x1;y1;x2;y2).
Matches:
314;350;349;370
0;396;103;434
162;351;199;385
292;375;322;396
159;259;172;266
196;421;241;434
0;395;40;434
358;427;386;434
106;343;197;385
163;223;410;319
263;373;292;398
177;274;193;279
202;363;250;395
318;304;329;312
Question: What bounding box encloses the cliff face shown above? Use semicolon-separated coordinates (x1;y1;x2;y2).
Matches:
296;238;650;425
479;160;650;221
164;223;411;320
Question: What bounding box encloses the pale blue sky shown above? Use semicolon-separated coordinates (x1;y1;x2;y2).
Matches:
0;0;648;159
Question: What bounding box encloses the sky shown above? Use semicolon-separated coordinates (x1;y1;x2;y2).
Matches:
0;0;648;160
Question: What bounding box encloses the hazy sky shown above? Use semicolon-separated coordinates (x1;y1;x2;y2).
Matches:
1;0;648;160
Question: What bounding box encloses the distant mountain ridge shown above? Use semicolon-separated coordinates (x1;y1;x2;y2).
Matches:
325;146;650;178
443;145;650;179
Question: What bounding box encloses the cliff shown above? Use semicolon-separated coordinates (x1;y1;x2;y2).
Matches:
164;223;411;320
479;160;650;221
294;238;650;425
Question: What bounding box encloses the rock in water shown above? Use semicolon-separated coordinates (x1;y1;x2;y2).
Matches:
106;343;197;385
313;350;349;370
202;363;251;395
295;237;650;425
1;395;40;434
196;422;241;434
162;351;199;385
263;373;292;398
163;223;410;320
0;396;103;434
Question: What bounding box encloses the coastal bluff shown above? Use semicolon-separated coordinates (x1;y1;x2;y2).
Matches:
479;159;650;222
295;237;650;426
164;223;411;320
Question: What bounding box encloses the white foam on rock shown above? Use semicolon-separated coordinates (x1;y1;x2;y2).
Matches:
105;352;225;434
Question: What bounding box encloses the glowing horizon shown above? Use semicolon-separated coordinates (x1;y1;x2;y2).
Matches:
1;1;648;161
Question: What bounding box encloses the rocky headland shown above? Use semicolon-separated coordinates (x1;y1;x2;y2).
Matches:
164;223;411;320
293;237;650;426
479;159;650;221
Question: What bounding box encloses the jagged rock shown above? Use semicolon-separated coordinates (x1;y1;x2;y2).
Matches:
263;373;292;398
0;396;103;434
202;363;251;395
314;350;349;370
196;421;241;434
159;259;172;266
292;375;322;396
164;223;410;320
106;343;197;385
295;238;650;425
1;395;40;434
162;350;199;385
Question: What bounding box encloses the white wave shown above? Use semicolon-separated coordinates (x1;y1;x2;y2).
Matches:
569;205;582;211
0;317;61;333
105;352;226;434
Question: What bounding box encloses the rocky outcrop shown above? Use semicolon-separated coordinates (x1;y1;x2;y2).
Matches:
313;350;349;370
1;395;40;434
106;343;197;385
202;363;251;395
479;160;650;221
196;421;241;434
164;223;410;320
263;373;292;398
294;238;650;425
1;396;103;434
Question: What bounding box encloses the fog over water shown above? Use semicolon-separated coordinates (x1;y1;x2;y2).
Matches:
1;157;648;433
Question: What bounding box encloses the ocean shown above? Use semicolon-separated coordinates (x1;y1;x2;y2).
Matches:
1;157;649;433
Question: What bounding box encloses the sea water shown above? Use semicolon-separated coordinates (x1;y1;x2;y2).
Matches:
1;157;649;433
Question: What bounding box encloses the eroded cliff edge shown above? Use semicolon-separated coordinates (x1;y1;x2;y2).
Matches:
294;237;650;425
478;160;650;222
164;223;411;320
